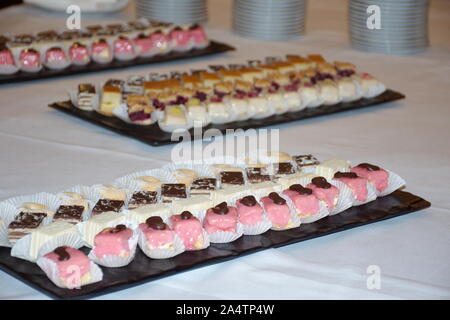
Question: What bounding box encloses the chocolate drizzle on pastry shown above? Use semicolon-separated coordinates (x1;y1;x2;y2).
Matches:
54;246;70;261
212;202;229;215
180;211;193;220
357;163;380;171
268;192;286;205
289;184;313;195
109;224;127;233
146;217;167;230
334;172;358;179
240;196;257;207
311;177;332;189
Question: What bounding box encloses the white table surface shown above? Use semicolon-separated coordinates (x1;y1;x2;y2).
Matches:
0;0;449;300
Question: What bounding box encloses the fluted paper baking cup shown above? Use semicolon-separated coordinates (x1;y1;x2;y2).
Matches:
378;170;406;197
328;180;355;216
259;193;302;231
351;180;378;206
10;224;83;262
206;222;244;243
112;102;157;126
0;64;19;75
157;105;194;133
300;86;323;108
0;201;20;247
300;200;330;224
162;162;215;183
37;257;103;289
88;228;139;267
91;183;131;205
56;185;99;221
5;192;61;216
114;167;175;191
77;214;131;248
241;213;273;235
138;230;185;259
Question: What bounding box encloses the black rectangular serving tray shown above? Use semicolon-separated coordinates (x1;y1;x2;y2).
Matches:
0;190;430;299
48;89;405;146
0;41;234;85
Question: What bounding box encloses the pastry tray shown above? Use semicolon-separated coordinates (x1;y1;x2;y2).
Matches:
0;190;430;299
48;89;405;146
0;41;234;85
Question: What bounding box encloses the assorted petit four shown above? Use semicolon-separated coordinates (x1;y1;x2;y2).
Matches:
190;178;217;197
283;184;320;218
93;224;133;258
91;199;125;216
0;19;210;74
128;191;158;209
236;195;264;226
8;211;47;243
53;205;84;224
77;84;97;111
204;202;238;233
351;163;389;193
261;192;292;228
161;183;187;203
170;211;205;250
220;171;245;188
307;177;340;210
82;211;127;247
139;217;174;249
333;172;368;202
315;159;351;180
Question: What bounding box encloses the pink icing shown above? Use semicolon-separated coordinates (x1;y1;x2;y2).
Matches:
189;27;207;44
44;246;90;279
261;196;291;228
93;227;133;258
282;189;320;218
45;48;67;63
170;214;204;250
134;36;154;53
333;176;368;202
203;206;238;233
114;38;134;54
0;49;15;66
351;166;388;192
236;200;264;225
19;50;40;68
171;29;191;47
139;223;174;249
92;41;111;57
150;33;169;50
69;45;89;63
307;183;340;210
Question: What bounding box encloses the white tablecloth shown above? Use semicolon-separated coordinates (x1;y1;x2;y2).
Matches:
0;0;449;300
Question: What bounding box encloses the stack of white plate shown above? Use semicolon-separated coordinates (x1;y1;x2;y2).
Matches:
232;0;306;40
349;0;429;54
136;0;207;24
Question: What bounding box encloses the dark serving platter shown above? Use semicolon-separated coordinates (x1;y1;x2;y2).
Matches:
0;190;430;299
49;89;405;146
0;41;234;85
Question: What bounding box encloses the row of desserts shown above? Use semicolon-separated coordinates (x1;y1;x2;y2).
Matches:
70;54;387;131
0;153;405;289
0;18;209;74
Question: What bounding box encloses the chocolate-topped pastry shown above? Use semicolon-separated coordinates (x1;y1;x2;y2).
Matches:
79;83;96;94
145;216;167;230
220;171;245;188
12;34;35;45
268;192;286;205
334;172;358;179
161;184;187;203
8;212;47;243
289;184;313;195
36;30;60;42
77;83;97;111
293;154;320;171
311;177;332;189
91;199;125;216
245;167;272;184
54;246;70;261
274;162;296;176
105;79;125;90
190;178;217;196
108;224;127;233
53;205;84;224
180;211;193;220
240;195;257;207
128;191;158;209
357;163;380;171
212;202;229;215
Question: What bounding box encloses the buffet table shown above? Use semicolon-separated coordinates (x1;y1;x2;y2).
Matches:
0;0;449;299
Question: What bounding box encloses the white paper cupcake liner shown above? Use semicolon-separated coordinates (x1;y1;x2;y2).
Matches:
259;193;302;231
157;105;194;133
362;80;386;99
68;84;100;112
88;228;139;267
299;200;330;224
11;227;83;262
0;64;19;75
37;257;103;289
138;230;185;259
300;86;323;108
351;181;378;206
328;180;355;216
91;184;131;206
248;97;276;119
378;170;406;197
5;192;61;217
114;167;175;191
162;162;215;184
206;222;244;244
0;201;21;247
241;213;273;235
186;106;211;128
77;215;133;248
56;185;100;221
112;102;157;126
285;91;305;112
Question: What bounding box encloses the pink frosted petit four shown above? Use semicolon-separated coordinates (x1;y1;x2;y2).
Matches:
170;211;205;250
150;30;170;54
307;177;340;210
91;39;112;63
189;24;209;49
93;224;133;258
170;26;192;51
351;163;389;192
45;47;70;69
43;246;91;286
261;192;291;228
333;172;368;202
69;42;90;65
134;33;154;57
236;196;264;225
19;48;41;72
283;184;320;218
204;202;238;233
139;216;175;249
114;36;135;61
0;43;16;73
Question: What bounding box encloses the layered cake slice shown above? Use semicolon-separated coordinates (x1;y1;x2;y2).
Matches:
53;205;84;224
77;84;96;111
190;178;217;197
128;191;158;209
127;94;153;125
8;211;47;243
161;184;187;203
100;84;121;116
